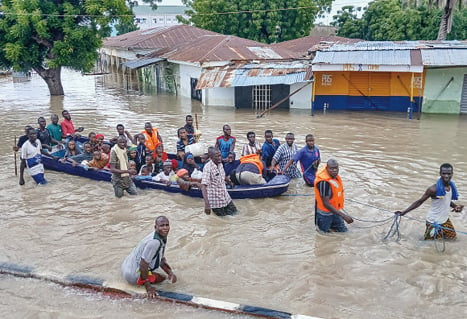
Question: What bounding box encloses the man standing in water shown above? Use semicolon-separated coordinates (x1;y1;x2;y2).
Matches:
109;136;137;198
280;134;320;186
201;148;237;216
394;163;464;239
121;216;177;299
20;128;51;185
314;159;353;232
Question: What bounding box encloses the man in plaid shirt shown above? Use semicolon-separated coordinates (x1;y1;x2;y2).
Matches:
201;149;237;216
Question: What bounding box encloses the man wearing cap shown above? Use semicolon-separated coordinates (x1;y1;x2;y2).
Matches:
153;160;175;185
201;148;237;216
121;215;177;299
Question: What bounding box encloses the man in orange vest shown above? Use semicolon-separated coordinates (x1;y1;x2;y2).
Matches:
141;122;163;153
314;159;353;232
230;154;266;185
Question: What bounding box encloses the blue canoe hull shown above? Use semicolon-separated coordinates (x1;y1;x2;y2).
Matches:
42;156;290;199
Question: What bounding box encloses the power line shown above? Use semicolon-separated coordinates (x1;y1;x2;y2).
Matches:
0;5;319;18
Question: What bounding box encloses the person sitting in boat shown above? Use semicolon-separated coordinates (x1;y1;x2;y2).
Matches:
241;131;262;156
139;154;156;176
83;150;109;170
153;142;178;172
173;168;201;191
87;132;99;151
230;154;266;186
141;121;163;153
64;142;94;166
184;115;195;139
128;146;138;165
36;116;62;151
223;151;240;177
153;160;174;186
135;134;147;172
60;140;82;163
182;152;203;182
96;134;105;151
176;127;195;161
60;110;84;140
134;165;153;181
101;144;111;168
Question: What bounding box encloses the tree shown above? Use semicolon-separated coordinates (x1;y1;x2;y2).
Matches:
179;0;333;43
332;0;466;41
0;0;134;96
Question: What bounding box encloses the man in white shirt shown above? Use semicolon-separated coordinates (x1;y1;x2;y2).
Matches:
21;128;50;185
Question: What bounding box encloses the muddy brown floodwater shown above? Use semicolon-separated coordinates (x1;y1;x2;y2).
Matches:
1;70;466;319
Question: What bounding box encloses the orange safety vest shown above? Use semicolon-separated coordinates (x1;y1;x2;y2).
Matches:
314;165;344;212
141;128;160;152
239;154;263;173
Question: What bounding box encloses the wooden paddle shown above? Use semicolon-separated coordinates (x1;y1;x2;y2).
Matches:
14;135;18;176
194;113;201;142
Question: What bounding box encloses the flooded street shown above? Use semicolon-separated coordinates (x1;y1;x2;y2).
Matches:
1;70;467;319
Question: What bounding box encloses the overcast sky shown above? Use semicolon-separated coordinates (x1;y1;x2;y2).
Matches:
157;0;370;25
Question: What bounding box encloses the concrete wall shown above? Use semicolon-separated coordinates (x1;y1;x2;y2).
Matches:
203;87;235;107
178;64;201;98
289;82;312;109
422;67;467;114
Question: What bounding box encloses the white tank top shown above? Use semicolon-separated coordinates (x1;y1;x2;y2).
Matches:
426;189;451;224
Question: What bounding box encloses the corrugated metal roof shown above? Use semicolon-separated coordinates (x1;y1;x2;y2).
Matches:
271;35;362;57
232;71;307;86
147;35;298;63
323;40;467;51
313;50;412;65
123;57;164;69
421;49;467;66
196;62;312;89
103;25;219;50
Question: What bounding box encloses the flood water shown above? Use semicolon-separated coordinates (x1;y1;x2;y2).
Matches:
1;70;467;319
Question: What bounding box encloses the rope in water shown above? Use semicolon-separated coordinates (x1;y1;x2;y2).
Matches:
282;194;467;250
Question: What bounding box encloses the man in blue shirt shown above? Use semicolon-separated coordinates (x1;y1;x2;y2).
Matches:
261;130;280;168
281;134;320;186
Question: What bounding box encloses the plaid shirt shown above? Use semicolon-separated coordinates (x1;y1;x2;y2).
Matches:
201;160;231;209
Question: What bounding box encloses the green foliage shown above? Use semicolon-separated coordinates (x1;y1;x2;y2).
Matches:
0;0;133;73
332;0;466;40
180;0;332;43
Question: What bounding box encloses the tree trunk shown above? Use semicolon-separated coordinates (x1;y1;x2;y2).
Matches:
437;0;456;40
33;66;64;96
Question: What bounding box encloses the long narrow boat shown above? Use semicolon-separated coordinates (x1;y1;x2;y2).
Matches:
42;155;290;199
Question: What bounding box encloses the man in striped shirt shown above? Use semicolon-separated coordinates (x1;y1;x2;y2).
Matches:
271;133;301;179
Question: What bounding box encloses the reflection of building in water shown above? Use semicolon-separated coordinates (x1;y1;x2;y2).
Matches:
132;5;188;30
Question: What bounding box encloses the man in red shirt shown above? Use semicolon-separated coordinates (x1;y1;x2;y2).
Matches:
60;110;84;139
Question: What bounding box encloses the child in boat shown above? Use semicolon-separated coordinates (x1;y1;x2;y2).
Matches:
62;140;82;159
96;134;105;151
84;150;109;170
153;160;174;186
134;165;152;181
